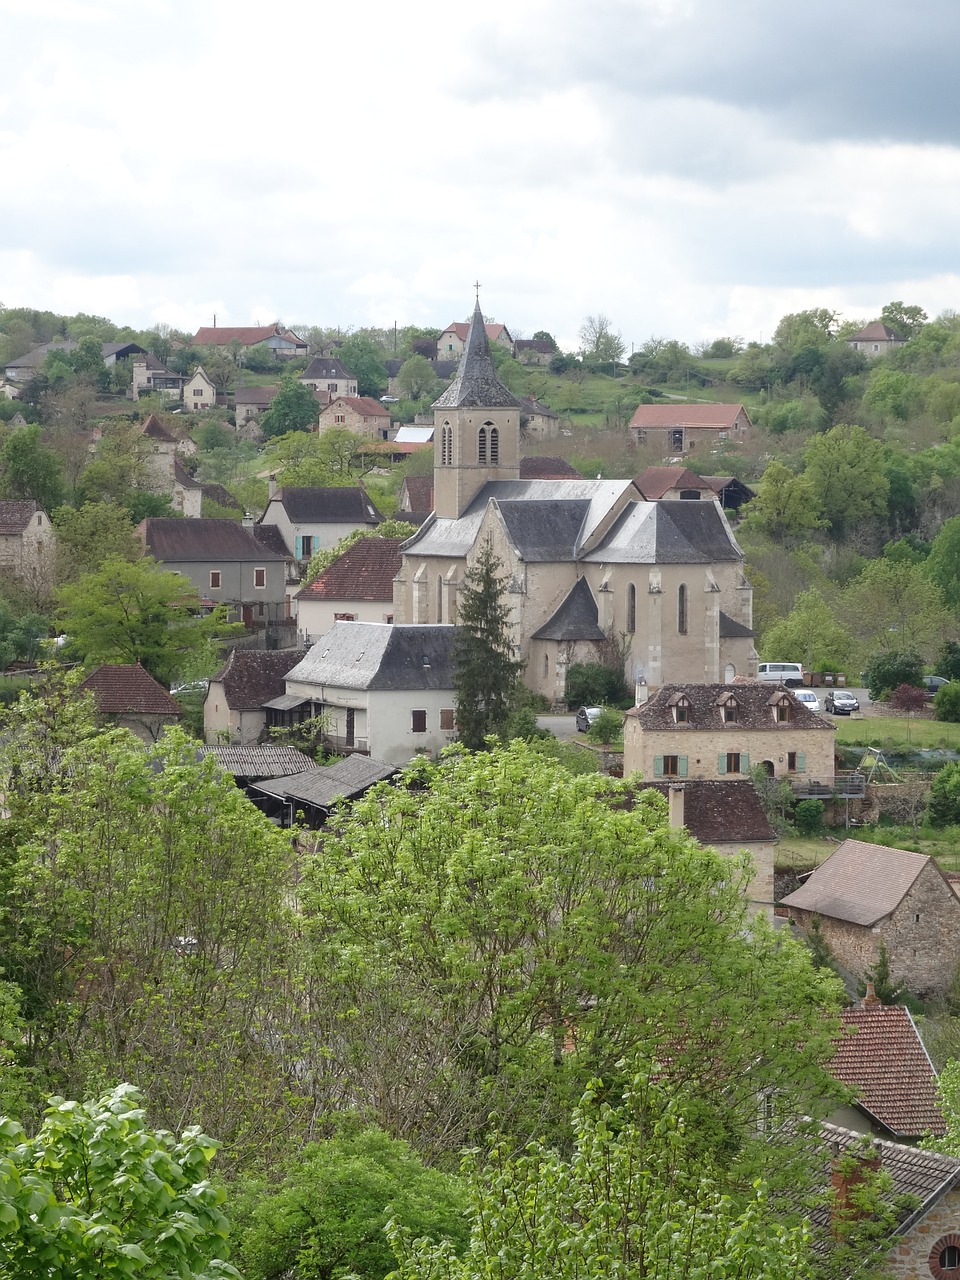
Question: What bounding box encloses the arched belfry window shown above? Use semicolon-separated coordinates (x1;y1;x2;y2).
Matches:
678;583;688;635
441;423;452;466
478;426;487;464
626;583;636;633
489;425;499;464
437;575;444;623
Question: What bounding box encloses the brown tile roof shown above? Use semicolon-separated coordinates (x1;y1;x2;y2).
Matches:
849;321;905;342
634;465;714;498
141;517;286;562
79;664;181;716
0;500;41;534
201;482;242;510
327;396;390;417
173;459;202;489
211;648;308;711
517;396;559;420
832;1005;945;1138
626;683;834;733
441;321;509;342
235;384;279;408
296;537;404;603
192;326;305;348
641;778;775;843
629;403;749;429
519;455;581;479
400;476;434;511
780;840;938;926
141;413;177;443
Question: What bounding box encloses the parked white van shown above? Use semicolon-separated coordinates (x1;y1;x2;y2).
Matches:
757;661;804;687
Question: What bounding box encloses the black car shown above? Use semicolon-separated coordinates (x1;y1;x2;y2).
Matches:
922;675;950;694
824;690;860;715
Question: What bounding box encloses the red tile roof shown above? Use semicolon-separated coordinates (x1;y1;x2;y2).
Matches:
79;664;181;716
634;465;714;498
849;321;905;342
326;396;390;417
629;403;749;429
141;413;177;443
441;321;510;342
296;537;404;603
832;1005;945;1138
192;326;305;348
519;455;581;479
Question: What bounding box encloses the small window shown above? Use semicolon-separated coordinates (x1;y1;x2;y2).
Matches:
209;570;221;589
440;708;455;730
723;702;737;723
678;583;688;635
662;755;680;776
334;612;357;621
675;698;690;723
411;709;427;733
777;700;791;723
626;583;636;633
489;425;499;463
327;382;337;391
254;568;266;588
787;751;797;771
478;426;487;464
726;752;741;774
335;413;345;423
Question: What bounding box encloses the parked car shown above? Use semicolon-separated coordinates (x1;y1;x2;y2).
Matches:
575;706;603;733
794;689;821;713
824;690;860;715
922;675;950;694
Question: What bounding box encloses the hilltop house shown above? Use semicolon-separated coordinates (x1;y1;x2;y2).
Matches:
4;340;146;382
846;322;907;358
393;300;757;703
437;320;513;361
191;324;308;359
629;403;753;455
130;353;185;400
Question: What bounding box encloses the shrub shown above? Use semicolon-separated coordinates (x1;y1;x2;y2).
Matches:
928;762;960;827
565;662;631;709
863;650;924;701
890;683;928;714
934;682;960;722
938;640;960;681
585;707;624;745
794;798;825;835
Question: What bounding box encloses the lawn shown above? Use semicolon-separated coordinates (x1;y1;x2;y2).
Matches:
774;835;841;869
832;715;960;751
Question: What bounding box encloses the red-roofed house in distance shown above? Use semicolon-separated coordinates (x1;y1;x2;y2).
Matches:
437;319;513;361
629;402;753;455
317;396;392;440
296;537;404;645
846;321;907;358
192;323;308;359
79;663;182;742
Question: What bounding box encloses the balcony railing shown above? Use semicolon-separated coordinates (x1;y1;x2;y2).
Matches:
790;771;866;799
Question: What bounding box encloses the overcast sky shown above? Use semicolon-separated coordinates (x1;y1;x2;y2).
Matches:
2;0;958;350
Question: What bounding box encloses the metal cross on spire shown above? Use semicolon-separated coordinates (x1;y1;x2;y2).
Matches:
474;280;482;301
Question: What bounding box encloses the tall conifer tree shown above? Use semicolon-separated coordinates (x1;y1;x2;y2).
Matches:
454;539;523;749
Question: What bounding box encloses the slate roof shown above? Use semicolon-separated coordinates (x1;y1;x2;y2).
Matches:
251;523;291;558
253;754;397;808
301;356;355;381
79;664;181;716
433;301;522;410
640;778;776;844
286;623;457;692
497;499;594;562
832;1005;945;1138
626;683;834;732
634;466;715;499
719;611;755;639
629;402;751;429
202;744;315;780
266;487;383;526
296;537;403;603
235;384;278;408
0;500;42;534
581;499;742;565
531;577;606;642
515;339;556;355
517;395;559;420
211;648;308;711
780;840;939;926
849;322;905;342
141;518;286;562
173;459;202;490
6;339;144;372
201;482;242;510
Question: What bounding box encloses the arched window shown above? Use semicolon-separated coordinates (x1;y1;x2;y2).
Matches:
543;653;549;678
678;583;688;635
489;425;499;464
626;583;636;633
478;426;487;463
437;575;444;623
441;423;452;465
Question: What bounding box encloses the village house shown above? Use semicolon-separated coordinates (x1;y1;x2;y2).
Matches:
235;384;279;429
437;319;513;361
847;321;908;358
257;484;383;566
204;647;308;746
4;339;146;382
317;395;392;440
129;353;185;400
622;682;835;782
191;323;308;359
514;339;556;366
781;840;960;1002
299;356;357;398
394;301;757;703
628;402;753;455
183;364;216;412
296;536;403;644
78;663;181;743
517;395;560;440
0;500;55;590
634;465;756;511
281;622;458;765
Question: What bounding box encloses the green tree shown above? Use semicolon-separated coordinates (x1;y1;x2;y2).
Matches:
338;335;388;398
759;589;852;673
388;1076;812;1280
862;649;925;700
803;425;889;537
260;375;320;438
1;424;65;511
565;661;631;709
578;314;625;365
857;940;905;1005
264;428;370;488
69;334;108;389
926;761;960;827
233;1128;468;1280
303;741;844;1159
0;1084;239;1278
396;354;439;401
880;300;927;339
51;501;139;581
740;460;825;542
863;366;924;423
453;539;524;749
842;561;953;664
925;514;960;608
934;682;960;723
773;308;837;354
55;556;238;685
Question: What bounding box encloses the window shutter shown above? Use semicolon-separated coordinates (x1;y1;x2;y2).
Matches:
654;755;664;777
717;753;727;774
679;756;688;778
741;753;750;772
797;752;806;773
294;535;302;558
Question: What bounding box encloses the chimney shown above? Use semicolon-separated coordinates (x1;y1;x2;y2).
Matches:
861;981;880;1008
667;783;684;829
635;676;648;705
830;1141;882;1234
268;476;278;500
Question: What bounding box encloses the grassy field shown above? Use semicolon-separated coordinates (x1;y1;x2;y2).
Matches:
773;835;841;869
832;715;960;750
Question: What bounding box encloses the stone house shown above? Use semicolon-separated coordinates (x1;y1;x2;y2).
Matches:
78;663;181;743
130;353;185;400
517;395;560;440
634;465;756;511
203;647;307;745
183;364;216;412
828;999;945;1143
847;321;907;358
623;682;835;782
171;459;203;518
628;403;753;455
0;500;55;589
234;384;279;429
394;301;757;704
299;356;357;398
140;517;288;637
514;339;556;366
257;484;383;566
641;777;777;917
437;320;513;361
282;622;458;765
192;324;308;359
295;536;403;644
781;840;960;1001
317;396;392;440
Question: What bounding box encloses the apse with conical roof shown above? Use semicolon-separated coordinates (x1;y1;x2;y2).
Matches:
432;299;521;519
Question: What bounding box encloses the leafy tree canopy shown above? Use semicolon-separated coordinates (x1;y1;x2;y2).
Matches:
773;308;837;355
741;460;825;542
759;588;852;674
880;299;928;338
1;424;66;512
260;375;320;438
52;501;139;581
803;425;889;538
337;334;388;398
842;562;953;666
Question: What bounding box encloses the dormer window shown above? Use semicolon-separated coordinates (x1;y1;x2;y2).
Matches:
776;698;791;723
723;700;738;723
674;696;691;724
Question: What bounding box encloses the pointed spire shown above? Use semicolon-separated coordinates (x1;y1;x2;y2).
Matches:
433;299;521;410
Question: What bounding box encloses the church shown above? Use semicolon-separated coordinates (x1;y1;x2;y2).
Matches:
392;301;757;703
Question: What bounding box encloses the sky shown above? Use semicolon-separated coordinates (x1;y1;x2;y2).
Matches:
2;0;959;351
